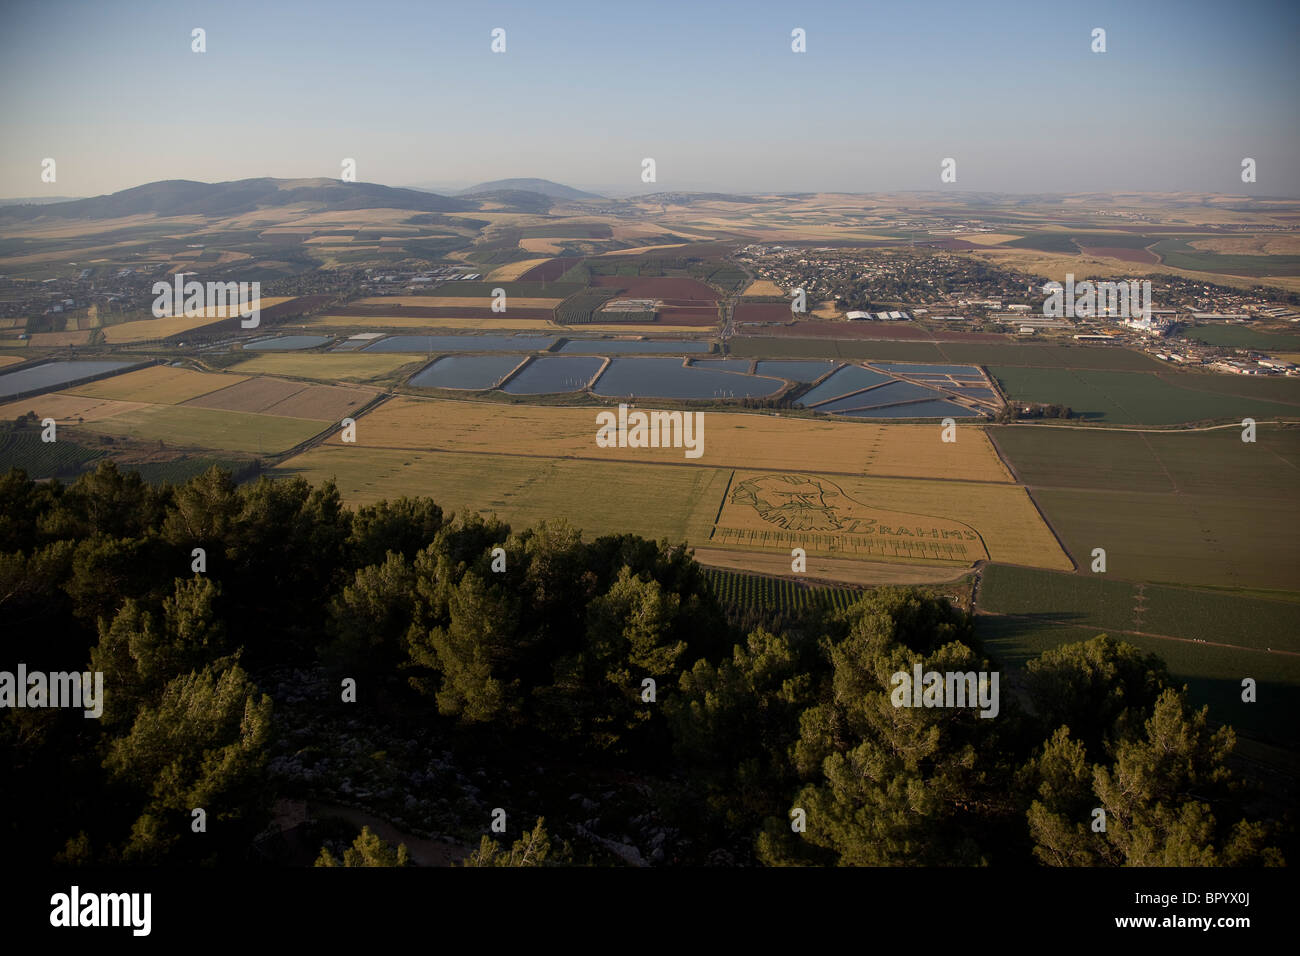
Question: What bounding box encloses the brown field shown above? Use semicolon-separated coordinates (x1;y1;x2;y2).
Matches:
1078;245;1159;264
354;296;562;310
954;233;1024;246
520;237;565;254
101;300;291;343
0;355;22;367
323;304;554;321
183;377;376;421
487;258;553;281
735;303;797;323
655;307;720;327
66;364;245;404
740;279;787;296
325;396;1014;482
0;393;146;423
302;313;565;331
24;330;91;346
590;275;718;301
517;257;583;282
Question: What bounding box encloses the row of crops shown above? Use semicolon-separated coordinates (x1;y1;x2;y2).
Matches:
556;290;619;324
701;566;863;615
0;430;104;478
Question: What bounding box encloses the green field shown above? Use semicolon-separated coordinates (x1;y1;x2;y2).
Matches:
978;564;1300;652
1028;487;1298;591
991;426;1300;591
0;429;104;478
123;456;261;485
1004;231;1164;254
990;424;1300;495
701;566;863;614
1181;324;1300;351
275;445;731;544
976;613;1298;748
1151;239;1300;277
730;337;1164;370
227;352;419;383
990;366;1300;424
76;405;326;454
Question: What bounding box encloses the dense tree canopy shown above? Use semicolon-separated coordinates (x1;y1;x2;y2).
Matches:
0;462;1285;867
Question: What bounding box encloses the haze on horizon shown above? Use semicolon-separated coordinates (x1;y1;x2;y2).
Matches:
1;0;1297;201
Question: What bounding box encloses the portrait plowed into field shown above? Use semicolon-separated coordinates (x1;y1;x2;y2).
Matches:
712;471;990;564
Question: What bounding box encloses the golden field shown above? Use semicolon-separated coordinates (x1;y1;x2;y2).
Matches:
66;364;246;404
323;396;1015;483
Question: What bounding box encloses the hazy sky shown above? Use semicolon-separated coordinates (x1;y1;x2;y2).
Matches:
1;0;1297;198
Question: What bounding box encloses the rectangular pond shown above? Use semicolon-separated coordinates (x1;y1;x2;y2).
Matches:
0;360;137;400
592;357;784;399
835;399;982;419
754;360;839;381
408;355;523;390
797;365;893;406
501;356;605;394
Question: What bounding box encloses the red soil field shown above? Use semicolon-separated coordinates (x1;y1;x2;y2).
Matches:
735;303;796;323
590;276;719;301
517;257;583;282
1077;245;1159;264
656;306;719;326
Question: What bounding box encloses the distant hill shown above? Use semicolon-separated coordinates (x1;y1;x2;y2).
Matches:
465;189;557;215
458;178;601;200
0;177;476;221
0;195;82;207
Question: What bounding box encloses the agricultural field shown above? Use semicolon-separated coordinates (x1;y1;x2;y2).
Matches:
990;424;1300;496
65;364;245;404
0;392;145;424
978;564;1300;652
301;313;565;331
76;404;326;454
700;566;862;614
991;425;1300;590
100;298;292;343
0;355;24;367
353;296;562;310
319;396;1015;482
276;445;730;544
740;279;787;296
1180;324;1300;351
182;377;377;421
226;351;419;383
279;401;1067;577
989;366;1300;424
729;337;1166;370
0;428;104;477
711;469;1070;570
974;613;1297;748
